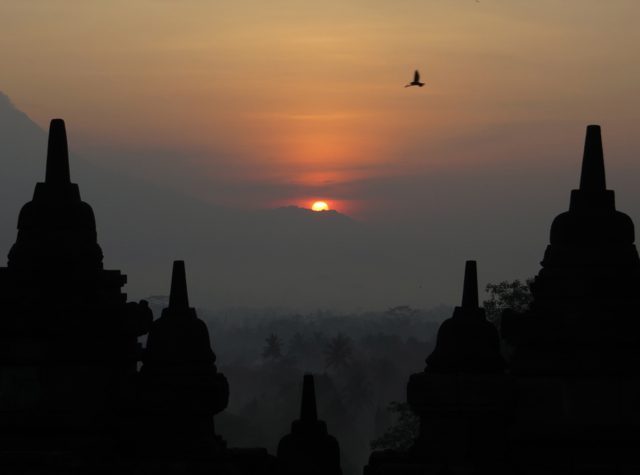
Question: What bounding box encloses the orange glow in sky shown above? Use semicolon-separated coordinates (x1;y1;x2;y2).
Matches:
2;1;640;220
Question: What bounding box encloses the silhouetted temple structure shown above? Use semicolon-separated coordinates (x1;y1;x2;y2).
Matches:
425;260;506;375
277;374;342;475
365;125;640;474
0;120;273;474
0;120;151;454
137;260;230;454
1;120;639;474
501;125;640;471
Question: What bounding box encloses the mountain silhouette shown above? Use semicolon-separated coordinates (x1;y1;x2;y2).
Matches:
2;92;601;312
0;92;382;311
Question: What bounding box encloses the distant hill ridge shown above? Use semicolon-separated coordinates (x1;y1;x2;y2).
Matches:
0;92;385;311
2;90;556;312
256;206;358;226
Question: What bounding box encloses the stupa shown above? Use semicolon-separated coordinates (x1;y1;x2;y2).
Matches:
277;374;343;475
366;125;640;474
501;125;640;470
365;261;513;474
0;119;152;453
425;261;506;374
138;260;230;454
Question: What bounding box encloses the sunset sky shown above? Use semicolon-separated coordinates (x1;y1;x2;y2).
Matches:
2;0;640;222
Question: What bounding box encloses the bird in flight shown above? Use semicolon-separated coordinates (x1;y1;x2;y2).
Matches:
405;70;424;88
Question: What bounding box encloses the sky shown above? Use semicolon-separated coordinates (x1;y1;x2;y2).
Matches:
1;1;640;312
2;1;640;221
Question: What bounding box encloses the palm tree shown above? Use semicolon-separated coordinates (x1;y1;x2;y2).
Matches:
324;333;353;373
262;333;283;364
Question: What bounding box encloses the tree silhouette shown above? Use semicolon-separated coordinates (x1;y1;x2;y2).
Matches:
143;295;170;307
324;333;353;373
262;333;283;364
483;278;533;330
384;306;418;318
483;278;533;362
370;401;419;451
142;294;170;316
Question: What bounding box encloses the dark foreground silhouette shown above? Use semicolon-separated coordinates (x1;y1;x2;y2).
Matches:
0;120;638;474
366;125;640;474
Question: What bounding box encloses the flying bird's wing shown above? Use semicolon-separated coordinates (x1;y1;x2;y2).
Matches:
414;70;420;82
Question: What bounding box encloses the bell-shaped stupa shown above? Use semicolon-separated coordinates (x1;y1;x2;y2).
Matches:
0;119;148;455
8;119;103;276
543;125;636;264
425;261;506;374
143;261;217;367
277;374;343;475
503;125;640;374
0;119;135;354
139;261;229;453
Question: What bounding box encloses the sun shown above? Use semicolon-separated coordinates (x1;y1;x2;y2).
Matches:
311;201;329;211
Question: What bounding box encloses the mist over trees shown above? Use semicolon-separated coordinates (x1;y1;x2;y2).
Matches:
365;278;535;455
137;304;449;475
201;294;526;472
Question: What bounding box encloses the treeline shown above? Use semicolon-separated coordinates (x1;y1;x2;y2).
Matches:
139;280;530;474
191;305;451;475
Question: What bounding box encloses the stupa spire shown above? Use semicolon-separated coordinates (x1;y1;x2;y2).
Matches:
461;260;479;308
579;125;606;191
168;260;189;309
300;374;318;422
45;119;71;184
277;373;342;474
424;260;506;374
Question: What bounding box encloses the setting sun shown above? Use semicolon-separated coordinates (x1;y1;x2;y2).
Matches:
311;201;329;211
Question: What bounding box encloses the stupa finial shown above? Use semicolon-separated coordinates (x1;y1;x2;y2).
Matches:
461;260;479;308
45;119;71;184
300;374;318;422
579;125;606;191
169;260;190;309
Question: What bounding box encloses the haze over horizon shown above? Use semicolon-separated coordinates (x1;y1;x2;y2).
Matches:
1;1;640;312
